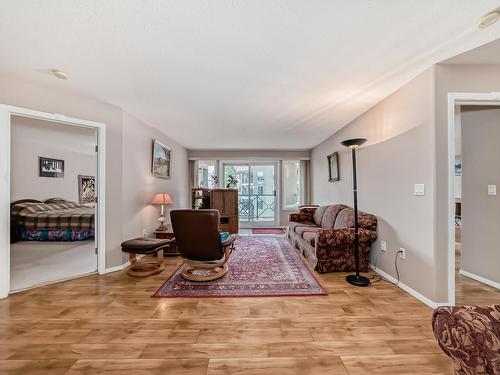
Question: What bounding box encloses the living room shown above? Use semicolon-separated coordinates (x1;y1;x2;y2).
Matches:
1;2;500;374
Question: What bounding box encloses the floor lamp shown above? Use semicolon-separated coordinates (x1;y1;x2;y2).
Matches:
341;138;371;287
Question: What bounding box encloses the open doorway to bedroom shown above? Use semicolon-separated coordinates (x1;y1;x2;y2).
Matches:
9;116;98;292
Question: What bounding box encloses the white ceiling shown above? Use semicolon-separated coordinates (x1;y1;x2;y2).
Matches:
1;1;500;150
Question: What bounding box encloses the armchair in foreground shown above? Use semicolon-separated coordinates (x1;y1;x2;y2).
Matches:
170;209;236;281
432;304;500;375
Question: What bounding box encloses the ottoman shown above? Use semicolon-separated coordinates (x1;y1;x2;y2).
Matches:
121;237;172;277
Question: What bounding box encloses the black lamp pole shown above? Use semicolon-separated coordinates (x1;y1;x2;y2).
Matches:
341;138;370;287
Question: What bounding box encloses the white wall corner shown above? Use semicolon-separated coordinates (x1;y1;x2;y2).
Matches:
370;265;450;309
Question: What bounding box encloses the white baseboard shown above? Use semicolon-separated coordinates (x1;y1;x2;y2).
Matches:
370;265;450;309
459;269;500;290
102;261;130;274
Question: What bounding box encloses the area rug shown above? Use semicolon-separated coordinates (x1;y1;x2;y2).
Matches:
153;235;326;298
251;227;285;235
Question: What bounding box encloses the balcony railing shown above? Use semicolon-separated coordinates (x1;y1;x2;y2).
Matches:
238;195;275;222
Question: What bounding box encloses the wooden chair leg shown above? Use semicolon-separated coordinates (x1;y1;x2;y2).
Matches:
127;249;165;277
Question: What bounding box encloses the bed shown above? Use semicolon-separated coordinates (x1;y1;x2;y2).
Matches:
10;198;95;242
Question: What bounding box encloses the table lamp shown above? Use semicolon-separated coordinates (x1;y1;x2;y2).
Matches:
152;193;173;231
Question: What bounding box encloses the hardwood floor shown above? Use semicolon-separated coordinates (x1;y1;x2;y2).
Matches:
0;255;454;374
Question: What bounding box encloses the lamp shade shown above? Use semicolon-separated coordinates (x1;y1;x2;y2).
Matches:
151;193;173;205
341;138;367;149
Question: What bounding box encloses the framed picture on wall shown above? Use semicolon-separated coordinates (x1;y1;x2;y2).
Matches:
327;152;340;182
152;139;172;178
39;157;64;178
78;175;96;204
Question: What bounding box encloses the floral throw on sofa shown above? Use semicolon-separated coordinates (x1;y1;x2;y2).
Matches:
287;204;377;273
432;305;500;375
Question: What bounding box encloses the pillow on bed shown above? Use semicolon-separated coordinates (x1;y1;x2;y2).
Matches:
44;198;69;203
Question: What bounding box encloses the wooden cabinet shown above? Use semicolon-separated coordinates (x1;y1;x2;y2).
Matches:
192;188;239;234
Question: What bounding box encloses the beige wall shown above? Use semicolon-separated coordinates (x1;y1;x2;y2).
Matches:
311;68;437;300
1;74;189;268
459;106;500;284
122;111;189;245
11;117;96;202
434;64;500;301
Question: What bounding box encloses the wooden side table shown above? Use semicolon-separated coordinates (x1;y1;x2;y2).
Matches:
154;225;179;256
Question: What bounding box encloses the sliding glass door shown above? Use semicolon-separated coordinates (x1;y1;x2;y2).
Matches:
222;162;278;227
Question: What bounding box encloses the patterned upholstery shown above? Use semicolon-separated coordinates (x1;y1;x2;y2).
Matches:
432;305;500;375
287;204;377;273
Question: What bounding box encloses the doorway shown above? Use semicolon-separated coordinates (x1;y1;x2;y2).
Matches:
0;105;106;299
222;162;278;227
447;93;500;306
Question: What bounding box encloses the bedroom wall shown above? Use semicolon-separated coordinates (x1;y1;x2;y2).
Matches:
11;116;97;202
122;111;189;244
310;67;437;301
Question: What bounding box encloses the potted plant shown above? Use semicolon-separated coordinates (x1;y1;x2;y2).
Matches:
226;175;238;188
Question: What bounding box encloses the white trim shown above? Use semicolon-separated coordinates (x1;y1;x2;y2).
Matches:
459;269;500;290
446;92;500;307
0;110;11;299
370;265;449;309
0;104;106;299
103;261;130;274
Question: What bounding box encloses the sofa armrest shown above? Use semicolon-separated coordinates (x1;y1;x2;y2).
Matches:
289;207;317;224
316;228;377;251
432;305;500;375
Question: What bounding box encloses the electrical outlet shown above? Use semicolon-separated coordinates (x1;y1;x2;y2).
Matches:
142;228;147;237
398;247;406;260
381;240;387;251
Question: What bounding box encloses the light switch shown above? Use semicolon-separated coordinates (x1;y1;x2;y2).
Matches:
488;185;497;195
414;184;425;196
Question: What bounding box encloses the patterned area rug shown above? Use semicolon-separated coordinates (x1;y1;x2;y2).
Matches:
153;235;326;298
251;228;285;235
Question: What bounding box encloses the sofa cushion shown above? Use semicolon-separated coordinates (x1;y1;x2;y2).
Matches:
295;226;321;238
313;206;328;226
302;231;317;246
321;204;348;228
334;207;377;231
289;221;317;233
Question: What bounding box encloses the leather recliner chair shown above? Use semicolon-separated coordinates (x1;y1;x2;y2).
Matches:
170;209;236;281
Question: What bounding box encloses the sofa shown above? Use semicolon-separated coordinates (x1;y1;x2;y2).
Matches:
287;204;377;273
432;305;500;375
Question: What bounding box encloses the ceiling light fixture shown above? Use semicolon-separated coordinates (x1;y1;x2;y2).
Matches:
479;9;500;29
51;69;68;80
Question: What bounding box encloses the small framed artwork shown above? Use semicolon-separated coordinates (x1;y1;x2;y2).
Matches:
327;152;340;182
78;175;96;204
152;139;172;179
39;157;64;178
455;156;462;176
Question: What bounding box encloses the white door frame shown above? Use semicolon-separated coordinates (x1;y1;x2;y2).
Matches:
0;104;106;299
446;92;500;306
221;160;280;228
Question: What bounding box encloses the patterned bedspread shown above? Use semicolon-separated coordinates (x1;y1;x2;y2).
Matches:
11;201;95;231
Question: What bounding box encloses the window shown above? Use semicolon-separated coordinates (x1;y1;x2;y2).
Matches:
195;160;217;188
282;160;301;209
